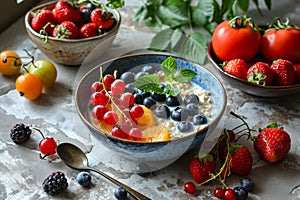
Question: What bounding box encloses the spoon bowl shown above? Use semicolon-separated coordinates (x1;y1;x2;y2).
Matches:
56;142;150;200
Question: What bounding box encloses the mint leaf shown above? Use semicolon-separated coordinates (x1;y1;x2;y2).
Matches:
161;56;177;82
132;74;164;94
164;84;181;96
173;69;197;83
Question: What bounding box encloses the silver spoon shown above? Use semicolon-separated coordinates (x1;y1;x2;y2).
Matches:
56;142;151;200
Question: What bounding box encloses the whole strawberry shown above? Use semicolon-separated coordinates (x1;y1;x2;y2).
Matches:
247;62;273;85
270;59;295;86
52;0;82;24
223;59;249;80
254;123;291;163
79;23;99;38
53;21;79;39
294;63;300;83
90;8;115;30
189;154;216;184
230;145;253;177
31;9;57;35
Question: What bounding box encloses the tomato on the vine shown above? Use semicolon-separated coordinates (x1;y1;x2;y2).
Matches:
15;73;43;100
211;16;261;62
0;50;22;76
261;18;300;63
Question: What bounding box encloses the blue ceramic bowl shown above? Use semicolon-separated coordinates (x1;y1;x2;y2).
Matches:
75;54;227;165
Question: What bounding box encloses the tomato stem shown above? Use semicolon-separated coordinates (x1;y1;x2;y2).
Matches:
267;17;299;31
229;15;259;32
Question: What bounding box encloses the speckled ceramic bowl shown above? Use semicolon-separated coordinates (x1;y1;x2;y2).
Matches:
24;1;121;66
75;54;227;164
207;43;300;97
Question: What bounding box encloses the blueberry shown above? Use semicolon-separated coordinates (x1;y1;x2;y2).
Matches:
240;177;255;192
136;162;151;177
171;107;188;121
81;9;92;24
177;121;193;132
134;71;148;80
121;72;135;84
141;91;151;98
134;93;143;104
186;103;199;116
166;95;182;107
151;92;166;102
86;2;96;10
142;65;156;74
114;187;128;200
125;83;135;93
154;105;170;119
184;94;199;105
233;186;248;200
76;171;92;187
143;97;156;109
192;114;208;125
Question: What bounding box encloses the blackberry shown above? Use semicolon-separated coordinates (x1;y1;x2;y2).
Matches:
10;123;32;144
42;171;68;195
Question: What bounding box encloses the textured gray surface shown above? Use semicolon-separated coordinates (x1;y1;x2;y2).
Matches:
0;1;300;199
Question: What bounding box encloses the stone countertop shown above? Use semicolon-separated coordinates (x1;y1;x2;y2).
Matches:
0;1;300;200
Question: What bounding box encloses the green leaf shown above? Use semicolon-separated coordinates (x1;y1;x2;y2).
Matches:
237;0;249;11
149;28;173;51
161;56;178;82
132;74;164;93
164;84;181;96
264;0;272;10
106;0;124;9
173;69;197;83
192;0;215;25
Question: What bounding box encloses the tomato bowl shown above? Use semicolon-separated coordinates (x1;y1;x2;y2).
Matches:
207;43;300;97
74;53;227;170
24;1;121;66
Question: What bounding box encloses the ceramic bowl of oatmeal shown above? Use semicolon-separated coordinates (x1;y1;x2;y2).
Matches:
74;54;227;168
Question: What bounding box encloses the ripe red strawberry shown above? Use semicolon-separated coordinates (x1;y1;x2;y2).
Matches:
270;59;295;86
223;59;249;80
254;124;291;163
189;154;216;184
90;8;115;30
230;145;253;177
294;63;300;83
31;9;57;35
247;62;274;85
79;23;99;38
53;21;79;39
52;0;82;23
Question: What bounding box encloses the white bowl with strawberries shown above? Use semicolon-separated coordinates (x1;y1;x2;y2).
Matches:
24;0;121;65
207;16;300;97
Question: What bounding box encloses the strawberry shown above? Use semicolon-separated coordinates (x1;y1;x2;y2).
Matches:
223;59;249;80
294;63;300;83
270;59;295;86
53;21;79;39
90;8;115;30
254;123;291;163
230;145;253;177
247;62;273;85
31;9;57;35
189;154;216;184
79;23;99;38
52;0;82;24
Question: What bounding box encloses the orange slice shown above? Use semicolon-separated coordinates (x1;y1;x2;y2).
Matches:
142;124;171;142
135;105;157;127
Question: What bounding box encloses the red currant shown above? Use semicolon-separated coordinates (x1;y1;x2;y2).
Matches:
224;188;236;200
103;74;115;91
111;79;126;97
214;187;225;199
112;125;128;139
130;105;144;119
120;92;135;108
103;111;118;126
184;182;196;194
92;105;108;120
91;92;109;106
128;128;142;141
91;81;104;93
39;137;57;155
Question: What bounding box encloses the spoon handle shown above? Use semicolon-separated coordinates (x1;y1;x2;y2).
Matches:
88;167;151;200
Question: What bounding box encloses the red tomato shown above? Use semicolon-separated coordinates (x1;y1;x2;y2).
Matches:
261;28;300;63
212;18;261;62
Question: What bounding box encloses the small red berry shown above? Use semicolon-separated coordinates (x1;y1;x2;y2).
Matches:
214;187;225;199
39;137;57;155
224;188;236;200
111;79;126;97
103;74;115;91
103;111;118;126
120;92;135;108
112;125;128;139
92;105;108;120
91;92;109;106
130;105;144;119
128;128;142;141
91;81;104;93
184;182;196;194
